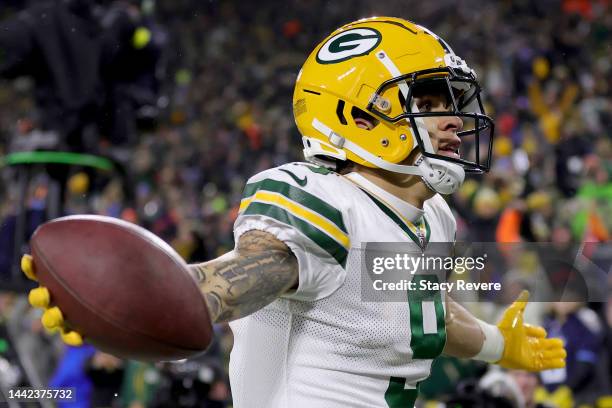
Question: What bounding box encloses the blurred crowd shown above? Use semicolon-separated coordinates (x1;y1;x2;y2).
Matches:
0;0;610;407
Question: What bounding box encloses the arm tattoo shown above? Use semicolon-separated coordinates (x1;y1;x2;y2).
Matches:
190;230;298;323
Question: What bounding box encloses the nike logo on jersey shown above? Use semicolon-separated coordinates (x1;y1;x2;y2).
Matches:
279;169;308;186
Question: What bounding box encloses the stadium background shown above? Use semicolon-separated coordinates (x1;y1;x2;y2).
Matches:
0;0;610;406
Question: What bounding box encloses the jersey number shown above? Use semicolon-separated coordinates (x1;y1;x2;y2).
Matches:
384;275;446;408
408;274;446;359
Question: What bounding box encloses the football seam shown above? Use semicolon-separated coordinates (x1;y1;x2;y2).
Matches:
32;231;209;352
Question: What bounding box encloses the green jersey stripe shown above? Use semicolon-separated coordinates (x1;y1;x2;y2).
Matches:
243;179;347;233
242;201;348;267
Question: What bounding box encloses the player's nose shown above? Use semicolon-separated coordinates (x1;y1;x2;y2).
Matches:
438;115;463;133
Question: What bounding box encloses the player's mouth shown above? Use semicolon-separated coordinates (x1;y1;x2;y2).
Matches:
436;135;461;159
437;147;460;159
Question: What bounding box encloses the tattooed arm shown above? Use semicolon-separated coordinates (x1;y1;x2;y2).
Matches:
188;230;299;323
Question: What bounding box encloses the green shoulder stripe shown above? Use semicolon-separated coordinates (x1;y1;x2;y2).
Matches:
243;201;348;267
242;178;347;234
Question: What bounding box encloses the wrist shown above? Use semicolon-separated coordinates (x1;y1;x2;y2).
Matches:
473;319;505;363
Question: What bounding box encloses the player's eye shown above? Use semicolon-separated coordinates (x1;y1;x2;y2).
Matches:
417;95;454;113
417;99;433;112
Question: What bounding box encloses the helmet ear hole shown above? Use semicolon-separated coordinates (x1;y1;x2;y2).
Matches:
336;100;348;125
350;107;379;130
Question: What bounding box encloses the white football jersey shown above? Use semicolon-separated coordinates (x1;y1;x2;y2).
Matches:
229;162;456;408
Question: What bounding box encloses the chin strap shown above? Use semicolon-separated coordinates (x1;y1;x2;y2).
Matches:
311;119;420;175
310;118;465;195
415;154;466;195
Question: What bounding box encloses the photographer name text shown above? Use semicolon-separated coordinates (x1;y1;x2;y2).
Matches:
372;279;501;293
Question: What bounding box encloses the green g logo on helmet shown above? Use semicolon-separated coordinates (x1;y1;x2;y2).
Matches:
316;28;382;64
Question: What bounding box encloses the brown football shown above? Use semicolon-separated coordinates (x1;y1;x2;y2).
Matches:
30;215;212;361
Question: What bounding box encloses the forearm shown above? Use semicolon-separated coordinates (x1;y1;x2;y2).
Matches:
443;295;505;362
187;230;298;323
443;295;485;358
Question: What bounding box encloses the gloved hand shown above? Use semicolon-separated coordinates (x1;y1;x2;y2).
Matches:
21;254;84;346
497;290;566;371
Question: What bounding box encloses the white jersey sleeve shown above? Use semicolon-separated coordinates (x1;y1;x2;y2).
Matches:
234;162;349;301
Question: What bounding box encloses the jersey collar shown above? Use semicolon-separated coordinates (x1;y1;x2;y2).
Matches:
345;172;425;223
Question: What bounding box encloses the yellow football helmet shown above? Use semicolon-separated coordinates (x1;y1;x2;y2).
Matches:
293;17;494;194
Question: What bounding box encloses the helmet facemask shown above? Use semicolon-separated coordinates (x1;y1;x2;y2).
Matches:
367;67;495;174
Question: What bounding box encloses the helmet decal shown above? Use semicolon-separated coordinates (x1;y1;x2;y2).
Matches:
316;28;382;64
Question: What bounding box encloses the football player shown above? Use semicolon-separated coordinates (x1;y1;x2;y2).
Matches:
23;17;566;408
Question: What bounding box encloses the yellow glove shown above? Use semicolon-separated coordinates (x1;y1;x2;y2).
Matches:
534;385;574;408
497;290;566;371
22;254;84;346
